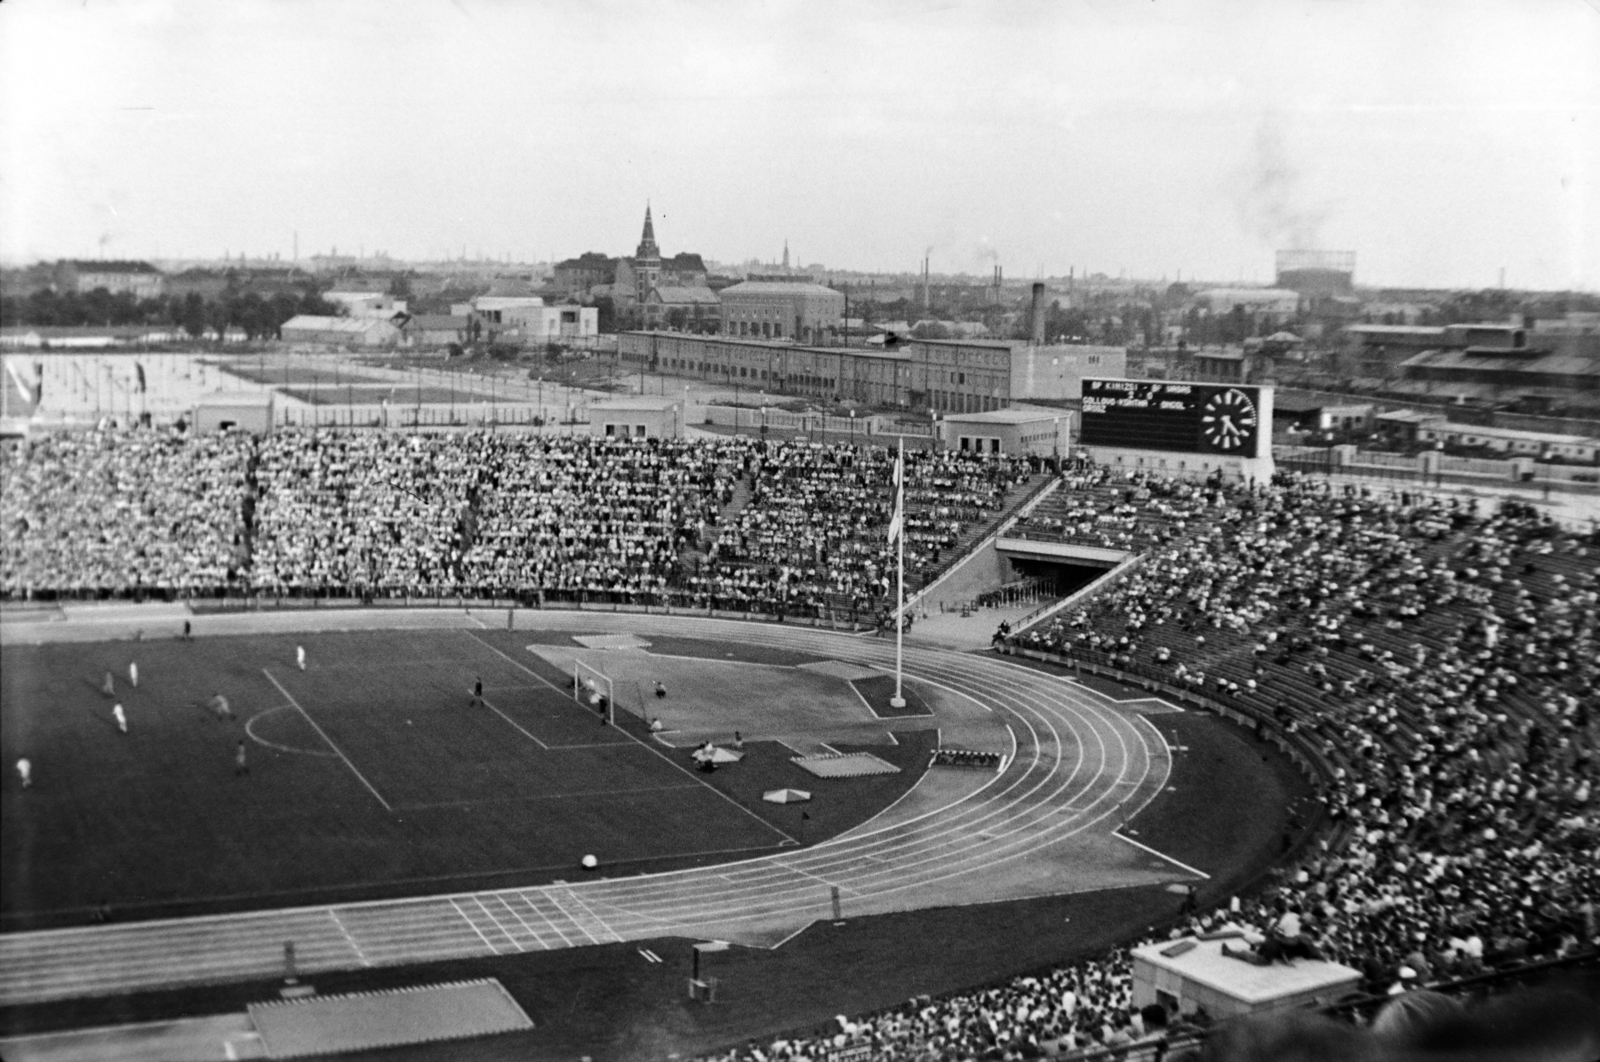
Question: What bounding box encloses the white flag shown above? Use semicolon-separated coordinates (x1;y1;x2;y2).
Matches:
887;451;904;545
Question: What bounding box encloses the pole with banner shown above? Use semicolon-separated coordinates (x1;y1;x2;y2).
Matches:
889;438;906;709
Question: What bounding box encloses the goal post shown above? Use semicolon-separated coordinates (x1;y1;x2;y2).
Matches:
573;658;615;726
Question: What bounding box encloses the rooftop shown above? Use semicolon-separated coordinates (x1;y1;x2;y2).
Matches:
1131;937;1360;1005
942;407;1068;425
1344;324;1448;337
649;285;719;305
281;315;393;333
1401;349;1599;377
62;260;161;274
719;279;843;296
589;396;682;411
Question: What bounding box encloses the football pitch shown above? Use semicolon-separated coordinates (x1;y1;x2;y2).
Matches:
1;628;933;930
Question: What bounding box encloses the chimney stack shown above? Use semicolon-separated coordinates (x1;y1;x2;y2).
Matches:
1030;282;1046;345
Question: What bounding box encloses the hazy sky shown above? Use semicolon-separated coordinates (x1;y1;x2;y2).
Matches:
2;0;1597;289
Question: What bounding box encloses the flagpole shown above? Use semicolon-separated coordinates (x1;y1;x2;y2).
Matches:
891;436;906;709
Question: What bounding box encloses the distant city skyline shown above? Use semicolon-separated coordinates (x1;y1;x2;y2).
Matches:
2;0;1596;291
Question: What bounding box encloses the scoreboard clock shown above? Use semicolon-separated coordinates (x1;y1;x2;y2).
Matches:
1199;388;1259;453
1080;381;1265;458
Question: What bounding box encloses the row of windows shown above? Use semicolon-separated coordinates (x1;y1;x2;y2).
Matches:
660;357;841;391
931;390;1004;414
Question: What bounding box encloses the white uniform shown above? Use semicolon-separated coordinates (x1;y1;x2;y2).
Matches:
113;704;127;733
16;758;30;787
129;662;138;688
296;646;306;671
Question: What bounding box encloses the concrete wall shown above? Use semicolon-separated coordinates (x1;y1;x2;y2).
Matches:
1009;345;1126;401
914;537;1015;614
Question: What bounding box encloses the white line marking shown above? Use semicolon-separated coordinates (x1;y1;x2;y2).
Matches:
1112;832;1212;879
463;630;798;844
494;893;548;949
565;888;625;943
262;668;393;811
515;891;573;948
544;889;600;945
328;909;370;966
473;896;524;952
479;695;550;749
244;705;340;757
450;897;500;953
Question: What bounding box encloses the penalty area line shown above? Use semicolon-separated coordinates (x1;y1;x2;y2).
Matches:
480;695;550;750
262;668;394;812
461;629;800;846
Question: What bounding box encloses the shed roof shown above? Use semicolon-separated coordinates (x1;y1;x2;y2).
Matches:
720;280;842;297
281;315;391;333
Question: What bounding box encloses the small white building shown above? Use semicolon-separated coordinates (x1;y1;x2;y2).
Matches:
404;315;470;349
941;406;1070;458
501;304;599;341
1130;936;1361;1021
588;396;685;439
192;393;273;434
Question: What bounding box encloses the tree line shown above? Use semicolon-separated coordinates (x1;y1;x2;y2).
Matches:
1;288;341;341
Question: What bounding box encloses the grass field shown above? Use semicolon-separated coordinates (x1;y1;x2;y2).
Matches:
0;664;1313;1062
1;629;931;930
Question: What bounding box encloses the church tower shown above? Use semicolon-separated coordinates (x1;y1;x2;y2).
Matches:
635;204;662;304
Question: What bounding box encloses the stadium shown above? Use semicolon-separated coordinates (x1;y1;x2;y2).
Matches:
1;380;1597;1061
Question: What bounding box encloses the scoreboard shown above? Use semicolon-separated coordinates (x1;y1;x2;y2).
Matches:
1080;380;1264;459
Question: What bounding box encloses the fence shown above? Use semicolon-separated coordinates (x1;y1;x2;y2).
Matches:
28;583;884;632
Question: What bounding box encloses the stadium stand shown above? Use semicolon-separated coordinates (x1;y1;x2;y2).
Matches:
3;428;1594;1059
2;428;1036;624
690;480;1596;1060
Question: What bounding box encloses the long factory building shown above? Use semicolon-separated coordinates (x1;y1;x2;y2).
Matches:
617;331;1125;414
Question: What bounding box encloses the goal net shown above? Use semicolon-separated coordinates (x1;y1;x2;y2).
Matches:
573;658;615;725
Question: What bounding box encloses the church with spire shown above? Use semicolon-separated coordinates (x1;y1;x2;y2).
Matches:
552;205;714;328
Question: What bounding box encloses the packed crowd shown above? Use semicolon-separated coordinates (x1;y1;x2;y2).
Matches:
1012;469;1217;553
697;444;1032;616
1;427;253;595
251;430;479;591
698;478;1598;1062
8;428;1595;1059
1;427;1033;620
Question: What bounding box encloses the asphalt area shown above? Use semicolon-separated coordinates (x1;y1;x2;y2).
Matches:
0;629;932;930
1;645;1310;1061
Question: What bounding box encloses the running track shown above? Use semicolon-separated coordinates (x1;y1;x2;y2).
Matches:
0;610;1194;1006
